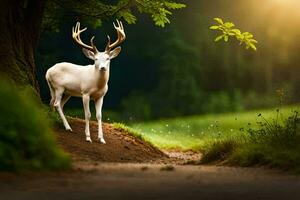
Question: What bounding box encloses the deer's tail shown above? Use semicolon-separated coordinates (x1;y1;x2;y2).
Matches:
45;71;55;110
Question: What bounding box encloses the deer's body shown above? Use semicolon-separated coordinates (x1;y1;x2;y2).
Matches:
45;20;125;143
46;63;109;99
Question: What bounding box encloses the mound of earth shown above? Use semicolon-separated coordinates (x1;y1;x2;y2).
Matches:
54;118;168;163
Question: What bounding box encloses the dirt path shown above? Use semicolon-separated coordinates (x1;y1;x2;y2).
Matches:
1;163;300;200
0;119;300;200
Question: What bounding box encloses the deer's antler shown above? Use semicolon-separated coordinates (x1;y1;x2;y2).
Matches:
105;20;126;52
72;22;98;53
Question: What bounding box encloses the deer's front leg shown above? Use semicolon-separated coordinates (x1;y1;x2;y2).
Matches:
95;97;106;144
82;94;92;142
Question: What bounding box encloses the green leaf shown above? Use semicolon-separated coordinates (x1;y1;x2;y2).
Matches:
209;26;219;30
151;7;172;27
94;19;102;28
224;22;235;28
214;35;224;42
245;33;253;39
133;0;186;28
164;2;186;9
118;9;137;24
249;43;257;51
231;29;241;35
214;18;224;24
249;39;258;44
224;35;229;42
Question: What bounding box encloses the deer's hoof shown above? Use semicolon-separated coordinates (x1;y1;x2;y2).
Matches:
86;137;92;143
66;127;73;132
99;138;106;144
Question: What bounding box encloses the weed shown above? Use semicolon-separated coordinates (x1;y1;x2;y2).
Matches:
246;110;299;147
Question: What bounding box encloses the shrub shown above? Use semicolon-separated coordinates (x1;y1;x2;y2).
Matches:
230;144;300;170
201;139;238;163
200;109;300;172
0;79;70;171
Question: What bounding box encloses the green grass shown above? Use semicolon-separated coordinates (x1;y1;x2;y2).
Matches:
132;105;300;151
113;123;145;141
132;104;300;172
113;123;158;149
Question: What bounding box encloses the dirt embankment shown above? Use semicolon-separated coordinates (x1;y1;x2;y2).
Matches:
55;118;171;164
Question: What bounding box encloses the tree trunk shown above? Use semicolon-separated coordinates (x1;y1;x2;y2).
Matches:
0;0;46;94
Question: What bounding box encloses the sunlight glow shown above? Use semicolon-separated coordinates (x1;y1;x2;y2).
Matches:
272;0;300;6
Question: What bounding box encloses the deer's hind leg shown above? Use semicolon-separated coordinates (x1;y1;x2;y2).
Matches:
54;89;72;132
61;94;71;110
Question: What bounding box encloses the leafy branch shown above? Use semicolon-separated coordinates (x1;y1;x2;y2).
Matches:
136;0;186;27
45;0;186;30
210;18;258;51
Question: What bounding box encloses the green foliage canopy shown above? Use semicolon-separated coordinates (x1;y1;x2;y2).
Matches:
43;0;186;31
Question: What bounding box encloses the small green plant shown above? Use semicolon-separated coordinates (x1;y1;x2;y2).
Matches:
210;17;258;51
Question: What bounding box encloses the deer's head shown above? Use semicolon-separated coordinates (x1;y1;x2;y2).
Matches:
72;20;126;71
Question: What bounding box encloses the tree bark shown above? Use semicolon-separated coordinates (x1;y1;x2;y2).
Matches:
0;0;46;94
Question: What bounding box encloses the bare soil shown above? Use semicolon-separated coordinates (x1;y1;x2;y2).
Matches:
54;118;171;164
1;118;300;200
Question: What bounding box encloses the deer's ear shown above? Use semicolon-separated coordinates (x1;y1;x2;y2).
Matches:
82;49;95;60
109;47;121;59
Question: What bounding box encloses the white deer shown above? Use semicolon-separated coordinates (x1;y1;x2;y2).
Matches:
45;20;126;143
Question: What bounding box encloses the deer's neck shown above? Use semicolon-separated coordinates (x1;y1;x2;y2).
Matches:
94;66;110;89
